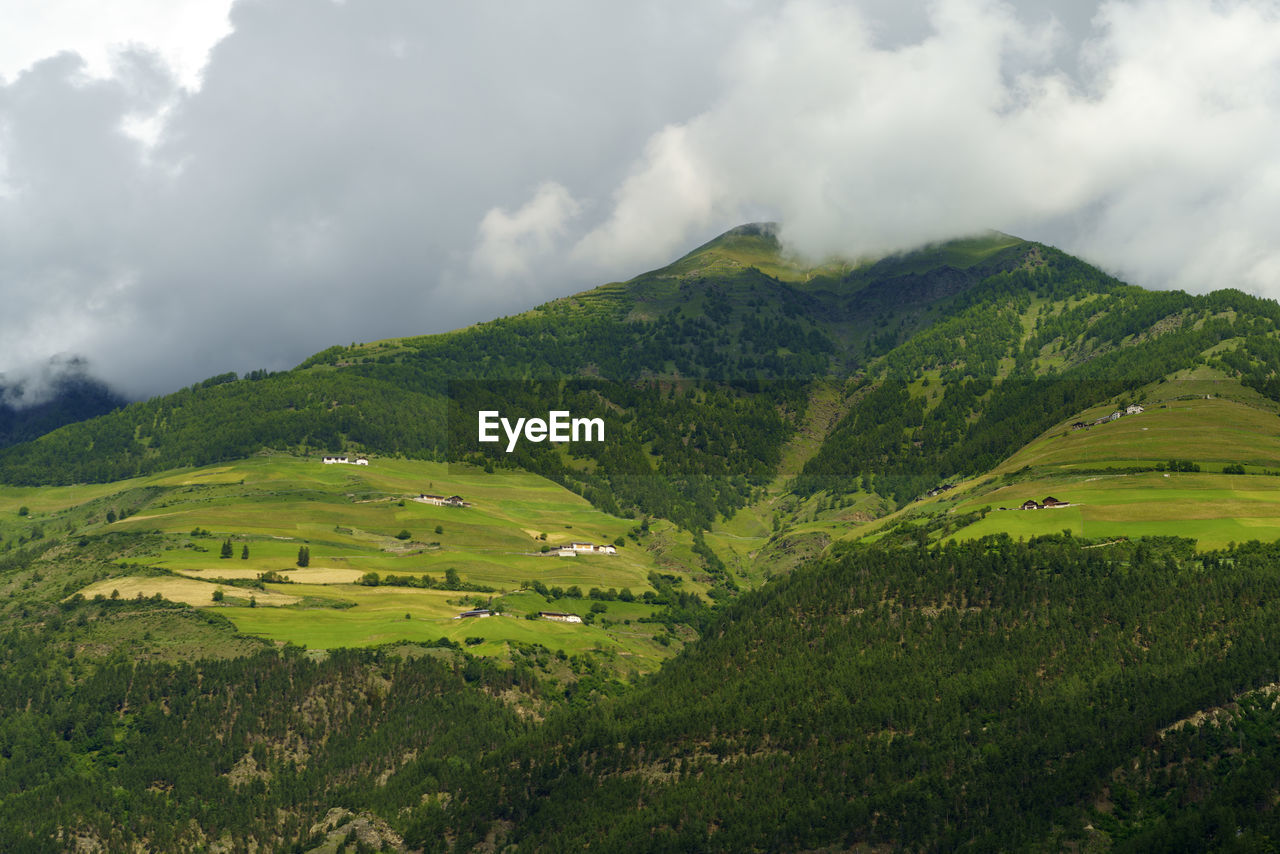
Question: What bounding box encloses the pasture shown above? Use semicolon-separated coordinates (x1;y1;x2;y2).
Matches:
3;454;693;670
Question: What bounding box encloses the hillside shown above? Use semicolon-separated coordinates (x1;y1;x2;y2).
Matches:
0;455;715;677
410;536;1280;851
6;225;1280;577
0;370;124;449
0;227;1034;518
8;225;1280;850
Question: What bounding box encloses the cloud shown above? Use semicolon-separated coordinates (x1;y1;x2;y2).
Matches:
0;0;752;397
0;0;233;89
473;182;581;280
2;0;1280;402
574;0;1280;295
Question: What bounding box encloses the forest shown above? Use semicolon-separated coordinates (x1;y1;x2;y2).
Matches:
8;535;1280;850
415;535;1280;851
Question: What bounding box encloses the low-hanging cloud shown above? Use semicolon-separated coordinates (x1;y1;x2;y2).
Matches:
1;0;1279;402
473;182;582;281
575;0;1280;297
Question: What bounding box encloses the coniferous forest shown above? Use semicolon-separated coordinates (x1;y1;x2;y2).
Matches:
8;535;1280;850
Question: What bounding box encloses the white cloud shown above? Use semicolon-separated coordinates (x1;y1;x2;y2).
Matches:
473;182;582;279
0;0;233;89
3;0;1280;402
575;0;1280;295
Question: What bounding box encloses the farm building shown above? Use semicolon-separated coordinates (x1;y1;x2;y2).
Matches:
1042;497;1068;508
322;456;349;464
456;608;492;619
555;548;577;557
416;494;469;507
1126;404;1145;415
539;611;583;624
1021;500;1043;510
564;542;617;555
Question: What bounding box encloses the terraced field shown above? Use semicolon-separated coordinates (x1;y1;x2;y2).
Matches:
945;394;1280;548
4;455;694;669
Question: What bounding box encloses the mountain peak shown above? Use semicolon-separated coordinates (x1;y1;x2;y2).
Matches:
654;221;819;282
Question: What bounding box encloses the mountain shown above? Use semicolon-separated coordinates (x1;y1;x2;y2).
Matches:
0;369;124;449
409;535;1280;851
6;223;1280;541
7;225;1280;850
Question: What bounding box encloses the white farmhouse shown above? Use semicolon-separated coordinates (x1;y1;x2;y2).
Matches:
539;611;583;624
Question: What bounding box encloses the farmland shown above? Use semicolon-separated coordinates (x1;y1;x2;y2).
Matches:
4;454;696;670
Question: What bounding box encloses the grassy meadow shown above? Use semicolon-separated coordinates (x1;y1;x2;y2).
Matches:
2;455;692;670
939;393;1280;548
779;389;1280;552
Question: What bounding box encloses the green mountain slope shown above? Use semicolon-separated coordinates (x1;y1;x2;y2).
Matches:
10;225;1280;851
0;225;1044;532
797;268;1280;506
411;535;1280;851
6;224;1280;548
0;455;715;674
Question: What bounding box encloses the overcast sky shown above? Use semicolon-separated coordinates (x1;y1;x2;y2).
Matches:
2;0;1279;402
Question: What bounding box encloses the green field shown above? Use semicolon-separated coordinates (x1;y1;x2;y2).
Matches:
995;395;1280;475
943;472;1280;549
789;387;1280;552
3;455;695;669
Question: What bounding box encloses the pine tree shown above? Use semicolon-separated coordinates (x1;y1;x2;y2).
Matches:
297;545;310;567
241;544;249;560
220;538;233;559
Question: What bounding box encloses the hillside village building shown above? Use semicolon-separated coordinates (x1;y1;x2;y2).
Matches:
416;494;468;507
1022;496;1070;510
322;456;369;465
566;542;617;555
539;611;583;623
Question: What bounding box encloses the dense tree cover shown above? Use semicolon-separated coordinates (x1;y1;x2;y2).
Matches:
0;372;125;449
1083;677;1280;849
417;536;1280;852
0;622;529;852
450;378;804;529
1213;331;1280;403
799;271;1280;504
0;371;447;485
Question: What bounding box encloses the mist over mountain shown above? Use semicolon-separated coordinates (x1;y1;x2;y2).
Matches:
4;1;1280;400
0;356;124;448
